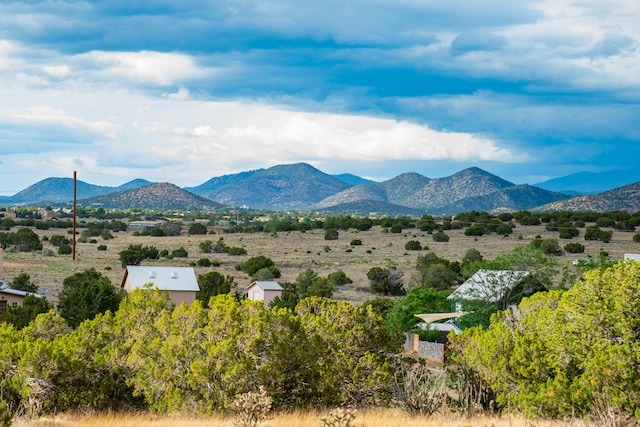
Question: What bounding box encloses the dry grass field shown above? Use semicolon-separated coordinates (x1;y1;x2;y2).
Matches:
3;221;638;305
13;409;593;427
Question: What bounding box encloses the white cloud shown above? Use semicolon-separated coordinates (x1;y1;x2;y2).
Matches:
76;51;207;86
160;103;525;169
43;64;70;79
6;106;119;139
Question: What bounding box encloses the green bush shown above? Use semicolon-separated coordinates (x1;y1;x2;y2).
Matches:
324;228;339;240
58;244;72;255
584;227;613;243
432;231;450;242
634;233;640;243
559;227;579;239
464;224;485;236
405;240;422;250
495;224;513;236
350;239;362;246
171;247;189;258
226;246;247;255
97;244;107;251
564;242;585;253
197;258;212;267
538;238;562;255
188;222;208;235
49;234;69;247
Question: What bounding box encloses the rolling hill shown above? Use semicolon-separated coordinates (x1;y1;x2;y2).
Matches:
2;178;153;205
77;183;226;211
535;181;640;212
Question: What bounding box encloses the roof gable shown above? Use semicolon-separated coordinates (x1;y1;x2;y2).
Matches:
447;269;529;303
248;281;283;291
123;266;199;292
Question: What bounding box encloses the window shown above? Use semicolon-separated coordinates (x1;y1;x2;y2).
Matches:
0;301;6;314
11;301;18;308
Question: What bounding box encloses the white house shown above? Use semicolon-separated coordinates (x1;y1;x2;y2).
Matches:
447;269;530;309
246;281;283;308
121;266;200;306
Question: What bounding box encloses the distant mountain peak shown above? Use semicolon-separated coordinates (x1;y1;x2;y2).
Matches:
79;182;225;210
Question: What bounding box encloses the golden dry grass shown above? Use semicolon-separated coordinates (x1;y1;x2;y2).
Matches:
12;409;592;427
3;223;639;305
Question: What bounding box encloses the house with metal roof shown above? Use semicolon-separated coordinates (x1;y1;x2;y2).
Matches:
0;281;44;314
246;281;283;308
121;266;200;306
447;269;530;310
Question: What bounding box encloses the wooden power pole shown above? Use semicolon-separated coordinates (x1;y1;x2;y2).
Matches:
73;171;77;261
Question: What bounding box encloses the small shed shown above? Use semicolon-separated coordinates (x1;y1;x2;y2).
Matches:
247;281;283;308
448;269;529;309
0;281;43;314
121;266;200;306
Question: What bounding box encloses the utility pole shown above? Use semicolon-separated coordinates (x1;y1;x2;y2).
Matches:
73;171;77;261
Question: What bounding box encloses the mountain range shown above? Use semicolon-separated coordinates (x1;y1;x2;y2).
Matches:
534;167;640;195
1;163;639;215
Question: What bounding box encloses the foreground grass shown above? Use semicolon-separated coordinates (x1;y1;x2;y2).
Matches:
14;409;590;427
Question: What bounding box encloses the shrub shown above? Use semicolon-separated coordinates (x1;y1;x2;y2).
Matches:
320;408;357;427
559;227;579;239
171;247;188;258
538;238;562;256
226;246;248;255
464;224;485;236
390;224;403;233
495;224;513;236
462;248;483;264
432;231;450;242
200;238;228;253
58;244;72;255
584;227;613;243
230;388;272;427
49;234;69;247
564;242;585;253
350;239;362;246
188;222;208;235
197;258;212;267
324;228;339;240
97;244;107;251
101;229;113;240
634;233;640;243
236;256;276;276
149;227;167;237
405;240;422;250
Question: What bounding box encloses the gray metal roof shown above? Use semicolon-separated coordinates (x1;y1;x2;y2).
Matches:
248;281;283;291
125;266;199;292
447;269;529;303
0;282;44;298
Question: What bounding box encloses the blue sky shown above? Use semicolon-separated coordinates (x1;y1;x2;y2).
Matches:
1;0;639;196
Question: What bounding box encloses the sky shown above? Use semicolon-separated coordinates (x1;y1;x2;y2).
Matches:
1;0;639;196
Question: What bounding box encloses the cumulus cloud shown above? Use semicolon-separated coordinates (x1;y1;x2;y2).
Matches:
76;51;206;86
